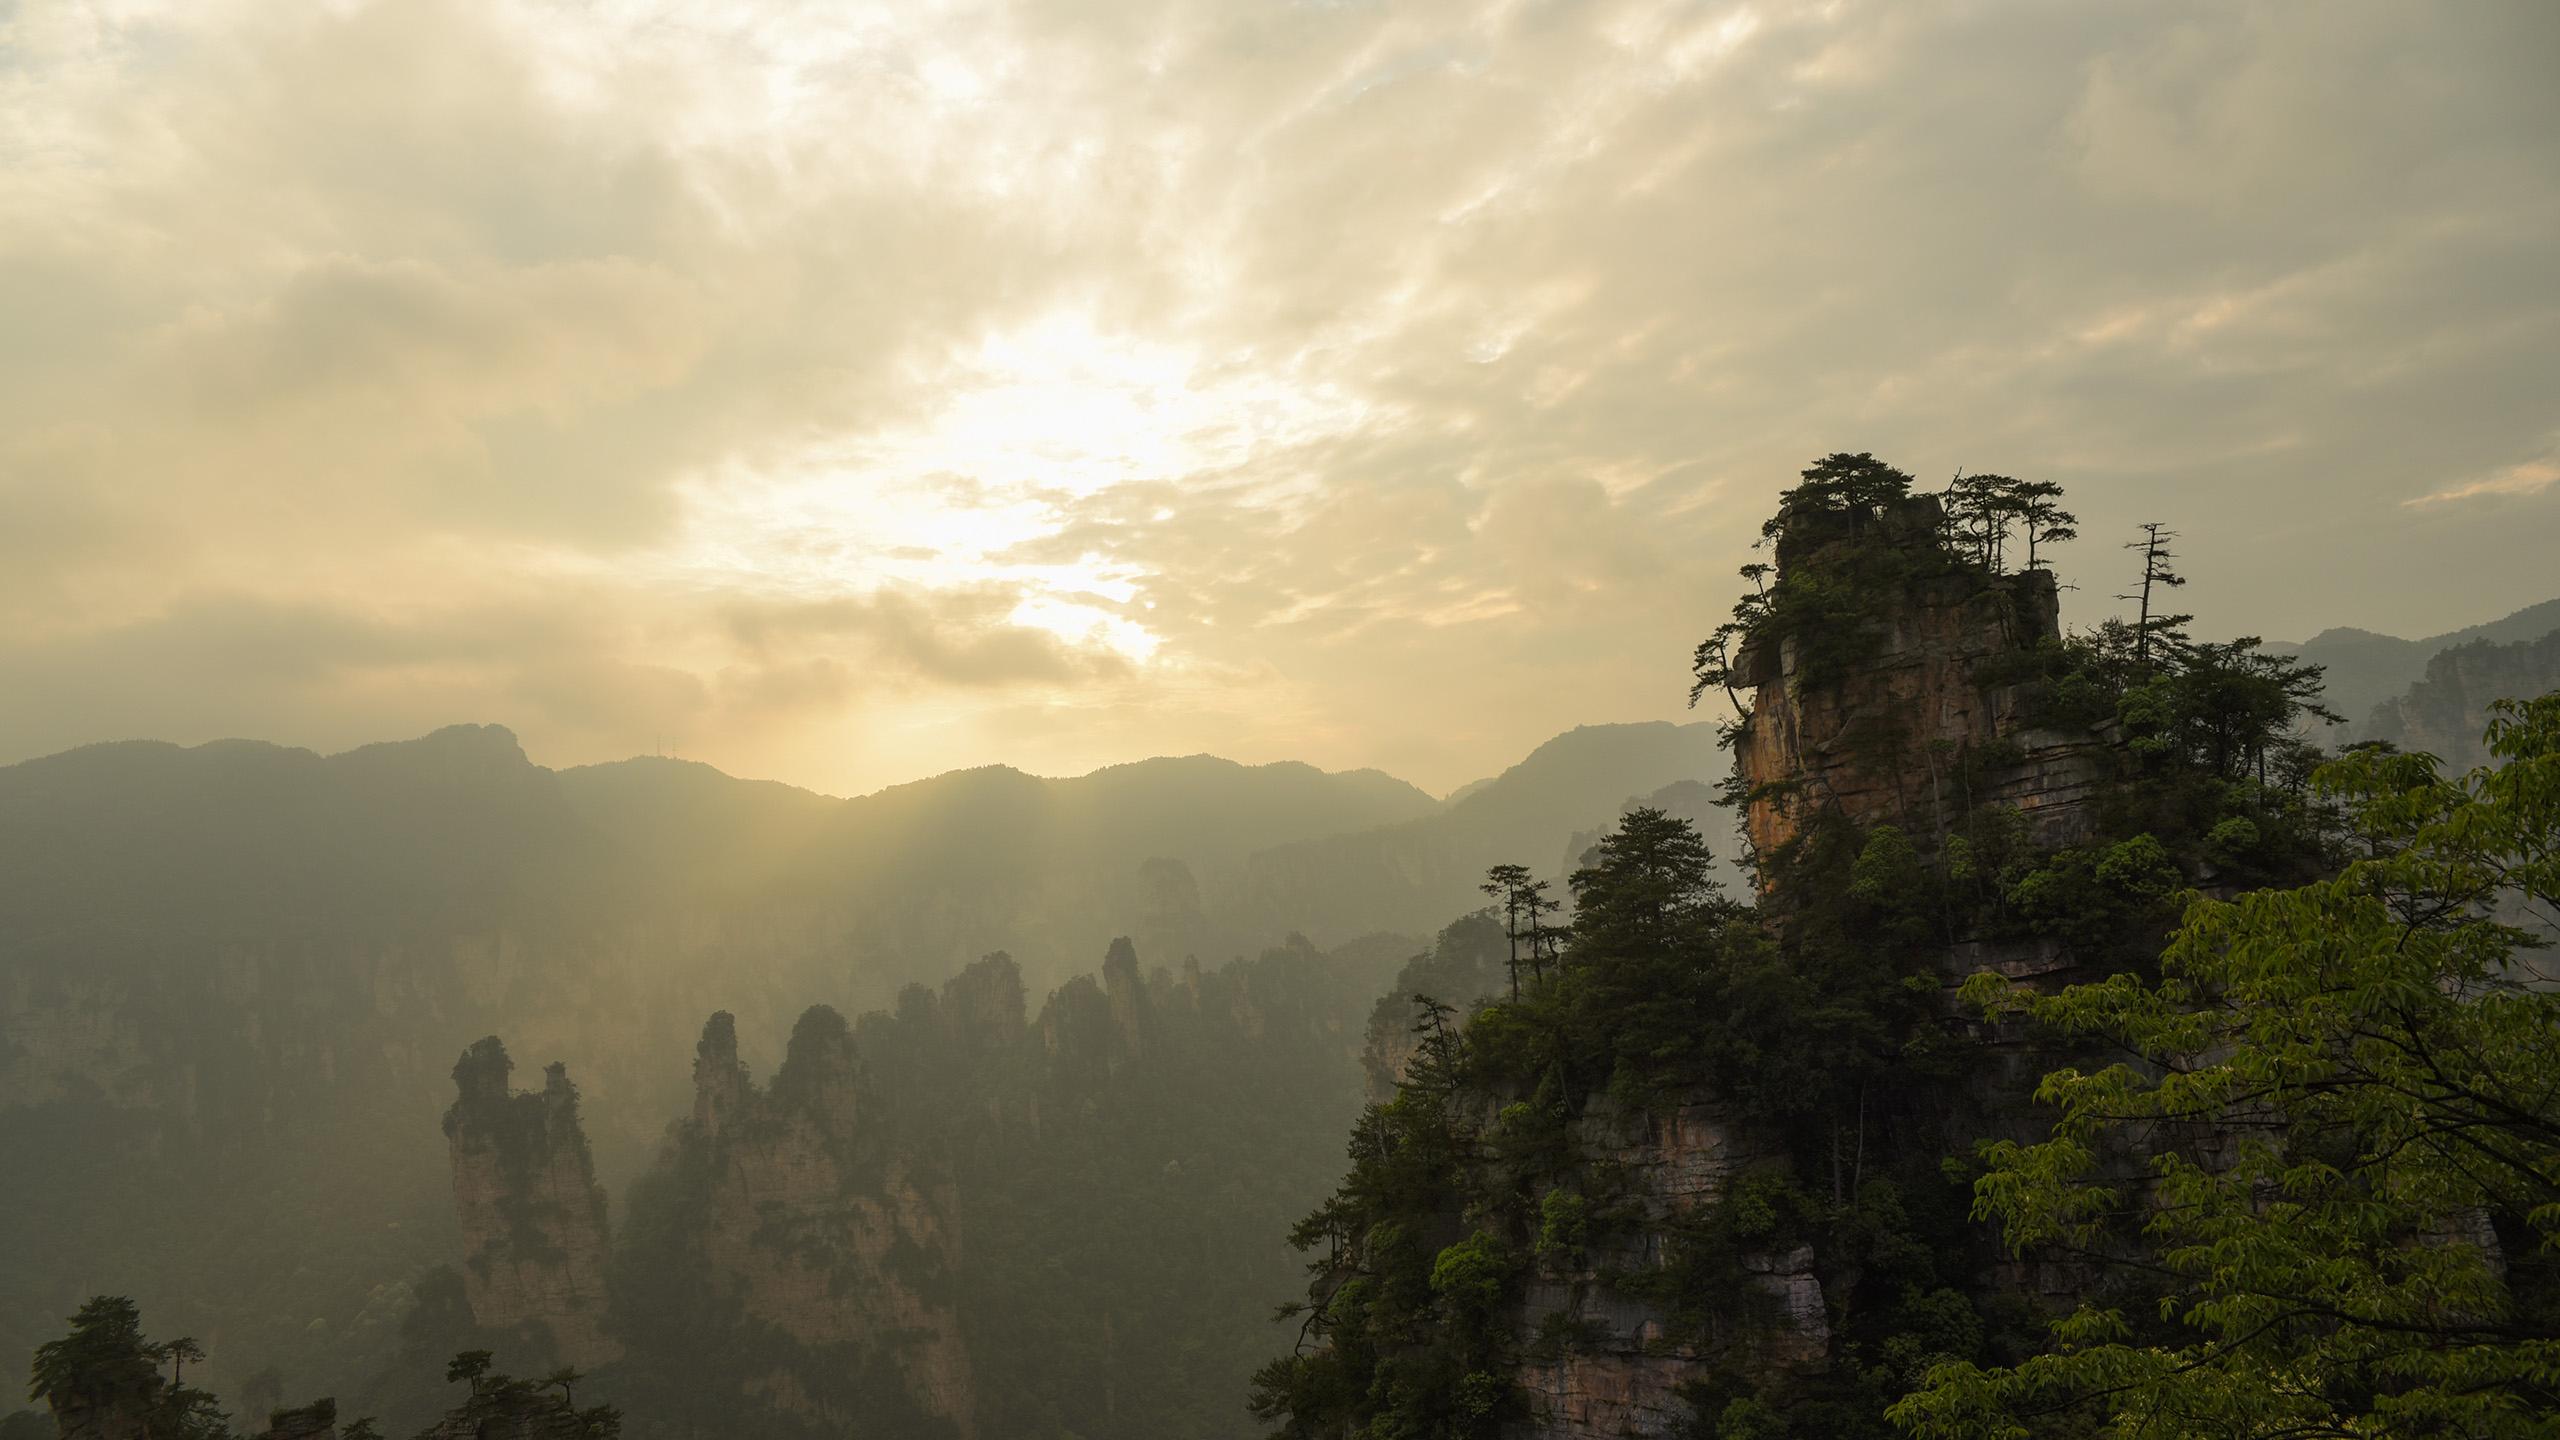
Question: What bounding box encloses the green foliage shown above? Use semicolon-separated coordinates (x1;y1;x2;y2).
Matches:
1895;694;2560;1437
1993;834;2182;955
1534;1190;1588;1264
602;937;1421;1440
1694;454;2082;714
1277;464;2390;1440
1255;823;1780;1440
1257;807;1982;1438
443;1349;493;1387
22;1296;354;1440
1427;1236;1519;1321
29;1296;161;1411
1943;475;2075;573
1693;454;1936;706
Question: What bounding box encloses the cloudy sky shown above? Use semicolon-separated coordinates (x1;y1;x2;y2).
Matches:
3;0;2554;796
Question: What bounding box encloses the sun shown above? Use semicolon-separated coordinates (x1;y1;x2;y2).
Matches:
653;308;1369;667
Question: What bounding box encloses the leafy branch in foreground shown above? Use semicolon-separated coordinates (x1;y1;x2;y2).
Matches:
1894;693;2560;1439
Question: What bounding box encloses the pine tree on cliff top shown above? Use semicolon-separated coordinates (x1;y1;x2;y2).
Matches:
28;1297;161;1418
28;1297;302;1440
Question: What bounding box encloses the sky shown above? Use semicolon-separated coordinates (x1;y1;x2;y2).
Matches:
2;0;2555;798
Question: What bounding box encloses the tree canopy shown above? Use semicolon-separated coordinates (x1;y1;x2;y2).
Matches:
1895;694;2560;1438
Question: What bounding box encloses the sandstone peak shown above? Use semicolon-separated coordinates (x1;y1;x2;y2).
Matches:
441;1040;619;1370
1732;489;2103;866
692;1010;750;1136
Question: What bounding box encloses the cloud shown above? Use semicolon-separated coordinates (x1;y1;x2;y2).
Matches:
722;587;1134;689
2407;450;2560;508
1;0;2555;793
0;576;1131;771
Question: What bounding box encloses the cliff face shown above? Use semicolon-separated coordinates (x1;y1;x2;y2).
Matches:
1500;499;2121;1439
1358;916;1511;1104
254;1398;340;1440
442;1039;619;1369
657;1008;974;1438
1732;496;2107;863
46;1397;148;1440
1514;1102;1826;1440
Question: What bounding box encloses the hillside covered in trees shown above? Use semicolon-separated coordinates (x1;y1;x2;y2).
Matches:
10;924;1504;1440
1252;455;2560;1438
0;720;1706;1413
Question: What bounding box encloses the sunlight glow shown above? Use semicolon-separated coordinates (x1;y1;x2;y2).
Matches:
655;310;1372;668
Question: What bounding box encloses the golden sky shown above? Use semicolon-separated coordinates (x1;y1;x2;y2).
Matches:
4;0;2556;796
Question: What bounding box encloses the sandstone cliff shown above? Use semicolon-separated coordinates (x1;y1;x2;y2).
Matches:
1732;494;2107;864
647;1008;974;1438
1496;493;2127;1438
253;1398;340;1440
442;1039;619;1370
596;934;1404;1439
1514;1102;1825;1439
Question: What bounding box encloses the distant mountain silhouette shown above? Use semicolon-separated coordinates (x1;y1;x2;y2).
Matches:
2269;595;2560;739
0;717;1714;1402
1242;721;1725;939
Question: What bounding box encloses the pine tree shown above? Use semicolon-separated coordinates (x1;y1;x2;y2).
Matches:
2119;521;2189;665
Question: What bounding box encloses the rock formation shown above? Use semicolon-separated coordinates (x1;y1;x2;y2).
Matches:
939;952;1028;1050
649;1008;974;1438
442;1039;620;1369
1732;493;2108;864
1498;494;2128;1438
1101;937;1151;1062
1514;1101;1826;1438
253;1398;339;1440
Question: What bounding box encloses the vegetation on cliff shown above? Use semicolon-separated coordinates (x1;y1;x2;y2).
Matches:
1250;454;2479;1439
573;933;1431;1440
15;1297;617;1440
0;719;1708;1409
1898;695;2560;1437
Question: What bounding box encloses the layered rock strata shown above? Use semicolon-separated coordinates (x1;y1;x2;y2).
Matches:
1733;495;2107;863
1514;1102;1826;1439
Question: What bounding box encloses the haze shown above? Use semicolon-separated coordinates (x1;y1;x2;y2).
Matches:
5;0;2555;796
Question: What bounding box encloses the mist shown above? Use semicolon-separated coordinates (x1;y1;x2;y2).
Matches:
6;3;2558;1438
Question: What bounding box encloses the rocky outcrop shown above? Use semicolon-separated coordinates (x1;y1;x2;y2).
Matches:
1507;499;2128;1437
1357;918;1511;1103
939;952;1027;1050
254;1398;339;1440
1512;1102;1826;1440
442;1040;619;1369
1733;495;2108;863
658;1008;974;1438
2366;631;2560;770
1037;936;1163;1093
46;1397;148;1440
1360;1015;1424;1104
1102;937;1150;1063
